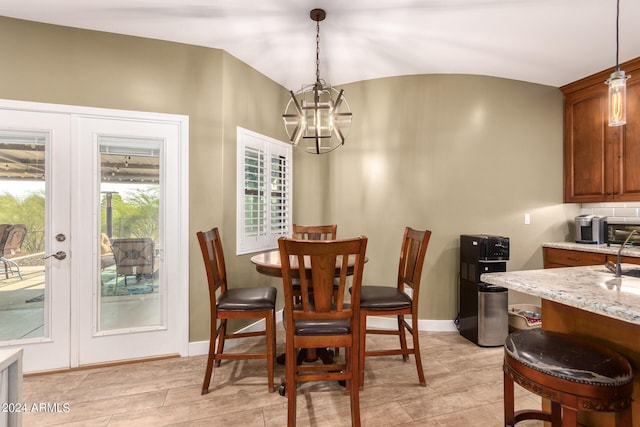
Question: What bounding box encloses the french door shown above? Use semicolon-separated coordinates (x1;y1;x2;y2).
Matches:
0;101;188;372
0;110;71;372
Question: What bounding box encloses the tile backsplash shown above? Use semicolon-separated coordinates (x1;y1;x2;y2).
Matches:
581;203;640;222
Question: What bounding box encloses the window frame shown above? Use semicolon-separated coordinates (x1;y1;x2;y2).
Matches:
236;127;292;255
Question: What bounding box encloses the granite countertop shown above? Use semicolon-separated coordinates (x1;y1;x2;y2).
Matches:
543;241;640;258
481;264;640;325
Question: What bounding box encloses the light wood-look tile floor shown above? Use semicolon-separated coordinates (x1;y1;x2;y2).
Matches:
22;327;544;426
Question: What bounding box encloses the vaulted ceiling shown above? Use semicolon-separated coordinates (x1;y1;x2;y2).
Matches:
1;0;639;91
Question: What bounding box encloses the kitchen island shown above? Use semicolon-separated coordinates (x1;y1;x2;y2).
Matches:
482;264;640;427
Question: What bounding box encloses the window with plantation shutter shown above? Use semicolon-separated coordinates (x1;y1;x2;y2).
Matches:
237;127;292;255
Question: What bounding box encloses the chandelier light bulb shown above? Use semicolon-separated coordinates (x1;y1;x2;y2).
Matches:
607;70;628;126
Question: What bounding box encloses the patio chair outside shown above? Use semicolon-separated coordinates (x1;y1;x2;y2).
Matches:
0;224;27;280
110;237;155;288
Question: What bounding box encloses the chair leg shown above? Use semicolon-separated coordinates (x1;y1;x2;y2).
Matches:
551;402;562;426
410;314;426;386
202;325;218;395
504;370;515;427
216;319;227;368
1;258;23;280
333;288;340;358
560;404;577;426
398;315;409;361
286;340;297;426
344;346;352;392
266;311;275;392
359;312;367;390
350;341;361;427
616;406;633;427
1;259;8;279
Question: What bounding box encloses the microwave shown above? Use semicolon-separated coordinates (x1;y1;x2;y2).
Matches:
606;221;640;246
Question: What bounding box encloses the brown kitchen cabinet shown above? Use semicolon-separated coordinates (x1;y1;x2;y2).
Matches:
607;254;640;266
543;246;640;269
543;247;606;268
562;56;640;203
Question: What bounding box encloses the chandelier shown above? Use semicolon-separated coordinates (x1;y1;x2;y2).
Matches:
282;9;353;154
605;0;629;126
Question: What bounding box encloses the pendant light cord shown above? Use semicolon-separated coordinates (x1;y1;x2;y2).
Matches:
615;0;620;71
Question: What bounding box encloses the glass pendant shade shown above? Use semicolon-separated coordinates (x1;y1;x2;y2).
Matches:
606;0;629;127
283;83;352;154
282;8;352;154
607;70;628;126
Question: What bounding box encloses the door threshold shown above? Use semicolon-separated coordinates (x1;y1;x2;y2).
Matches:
24;353;180;377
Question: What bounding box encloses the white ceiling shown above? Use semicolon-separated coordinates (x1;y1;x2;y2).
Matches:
1;0;639;90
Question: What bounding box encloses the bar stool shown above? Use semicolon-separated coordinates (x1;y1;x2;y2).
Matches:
503;329;633;427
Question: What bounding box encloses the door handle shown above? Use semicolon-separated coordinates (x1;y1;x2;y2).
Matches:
43;251;67;260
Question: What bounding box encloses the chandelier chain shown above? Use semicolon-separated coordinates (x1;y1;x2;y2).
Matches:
315;20;321;84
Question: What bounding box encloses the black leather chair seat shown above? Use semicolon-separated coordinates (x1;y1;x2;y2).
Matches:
291;303;351;336
360;285;412;310
218;287;277;311
505;329;633;387
295;319;350;336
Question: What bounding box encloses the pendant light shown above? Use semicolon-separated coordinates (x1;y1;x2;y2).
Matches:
282;9;352;154
606;0;630;126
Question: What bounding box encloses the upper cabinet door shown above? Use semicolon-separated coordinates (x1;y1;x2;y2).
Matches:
616;77;640;201
562;56;640;203
563;83;612;203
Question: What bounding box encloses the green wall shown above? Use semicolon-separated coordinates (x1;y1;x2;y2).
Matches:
0;16;580;342
0;16;289;341
306;75;580;320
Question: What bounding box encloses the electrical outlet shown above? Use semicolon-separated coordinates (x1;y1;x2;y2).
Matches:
524;213;531;225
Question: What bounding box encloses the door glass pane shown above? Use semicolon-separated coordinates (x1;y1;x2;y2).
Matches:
98;137;162;332
0;131;47;341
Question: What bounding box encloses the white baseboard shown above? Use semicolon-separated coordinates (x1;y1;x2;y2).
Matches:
364;315;458;332
188;310;457;356
189;310;284;357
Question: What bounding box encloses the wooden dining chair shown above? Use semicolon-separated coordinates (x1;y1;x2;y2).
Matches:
292;224;337;241
358;227;431;389
279;236;368;427
291;224;338;300
196;227;277;394
292;224;341;357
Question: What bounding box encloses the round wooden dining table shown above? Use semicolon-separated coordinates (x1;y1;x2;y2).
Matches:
250;249;365;278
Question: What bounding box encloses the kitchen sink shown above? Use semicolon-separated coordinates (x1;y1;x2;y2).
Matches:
621;269;640;278
604;261;640;278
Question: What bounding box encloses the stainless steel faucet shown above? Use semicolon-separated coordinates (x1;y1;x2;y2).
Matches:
616;230;639;276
